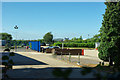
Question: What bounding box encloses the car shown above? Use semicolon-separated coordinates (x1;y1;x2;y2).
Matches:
21;44;24;47
41;43;46;46
42;46;60;53
43;46;60;51
46;44;50;46
44;46;60;49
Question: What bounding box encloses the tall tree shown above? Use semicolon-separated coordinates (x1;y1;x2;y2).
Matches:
98;1;120;66
92;34;101;42
79;36;83;40
0;33;12;40
43;32;53;44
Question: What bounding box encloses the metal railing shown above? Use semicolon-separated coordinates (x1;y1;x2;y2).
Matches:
52;51;81;65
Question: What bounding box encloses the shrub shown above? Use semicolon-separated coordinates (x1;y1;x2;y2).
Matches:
53;42;95;48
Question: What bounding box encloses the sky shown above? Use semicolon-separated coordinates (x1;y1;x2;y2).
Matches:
2;2;106;40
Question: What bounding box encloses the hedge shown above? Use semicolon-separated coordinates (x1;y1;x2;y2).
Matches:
53;42;95;48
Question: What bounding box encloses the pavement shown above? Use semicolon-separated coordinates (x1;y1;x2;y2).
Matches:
12;52;77;68
0;47;106;79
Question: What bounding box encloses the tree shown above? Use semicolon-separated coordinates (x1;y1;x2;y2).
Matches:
98;1;120;66
38;39;44;43
71;37;77;41
43;32;53;44
64;37;69;42
0;33;12;40
79;36;83;40
92;34;101;42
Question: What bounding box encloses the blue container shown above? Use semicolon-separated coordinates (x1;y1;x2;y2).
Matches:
29;41;40;52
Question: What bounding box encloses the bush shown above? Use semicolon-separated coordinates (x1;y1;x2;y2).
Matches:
53;42;95;48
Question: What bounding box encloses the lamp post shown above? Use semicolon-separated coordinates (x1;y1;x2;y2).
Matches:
14;25;18;52
62;39;64;49
88;34;89;39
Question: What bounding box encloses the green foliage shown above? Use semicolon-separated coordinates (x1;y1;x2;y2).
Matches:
2;56;9;60
98;2;120;66
43;32;53;44
6;65;12;69
2;62;8;66
79;36;83;40
5;42;11;49
0;33;12;40
92;34;101;42
8;59;14;65
71;36;83;41
9;52;15;56
52;68;72;79
38;39;44;43
54;42;95;48
81;67;92;75
10;47;14;49
2;49;15;79
10;40;29;46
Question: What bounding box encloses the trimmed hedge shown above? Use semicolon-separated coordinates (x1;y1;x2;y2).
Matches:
53;42;95;48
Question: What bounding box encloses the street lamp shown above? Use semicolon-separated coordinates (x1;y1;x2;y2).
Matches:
14;25;18;52
14;25;18;29
61;39;64;49
88;34;89;39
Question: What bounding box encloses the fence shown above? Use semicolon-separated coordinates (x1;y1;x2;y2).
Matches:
29;41;40;52
52;51;83;65
51;49;84;65
52;48;84;55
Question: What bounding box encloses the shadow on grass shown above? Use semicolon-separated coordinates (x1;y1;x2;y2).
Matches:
6;66;120;80
6;67;86;80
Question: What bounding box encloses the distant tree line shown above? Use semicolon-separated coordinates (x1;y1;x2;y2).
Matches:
0;32;101;48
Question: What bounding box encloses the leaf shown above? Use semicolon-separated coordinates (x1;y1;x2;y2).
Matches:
2;62;8;66
8;59;14;65
52;68;63;77
9;52;15;56
2;56;9;60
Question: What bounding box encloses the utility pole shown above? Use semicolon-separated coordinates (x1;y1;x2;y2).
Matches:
14;25;18;52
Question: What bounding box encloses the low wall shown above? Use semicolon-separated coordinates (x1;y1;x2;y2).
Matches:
52;49;83;55
45;48;53;53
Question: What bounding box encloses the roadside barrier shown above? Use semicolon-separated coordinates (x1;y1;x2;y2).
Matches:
81;49;84;55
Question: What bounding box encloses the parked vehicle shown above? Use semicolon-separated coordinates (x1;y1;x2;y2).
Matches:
41;43;46;46
21;44;24;47
46;44;50;46
44;46;60;49
43;46;60;53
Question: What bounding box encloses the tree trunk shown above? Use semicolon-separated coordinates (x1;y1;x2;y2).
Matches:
109;56;113;66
